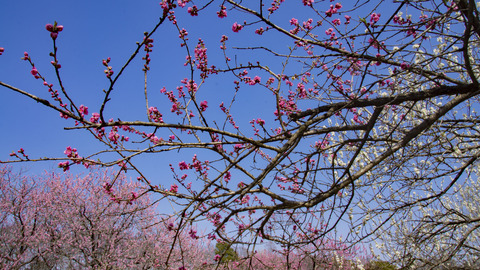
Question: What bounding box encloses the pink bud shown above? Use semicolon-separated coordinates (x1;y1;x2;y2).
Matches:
56;25;63;32
0;47;4;55
31;67;38;76
46;24;54;32
50;32;58;40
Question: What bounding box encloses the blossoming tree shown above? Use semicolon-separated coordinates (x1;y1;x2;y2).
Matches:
2;0;480;268
0;166;213;269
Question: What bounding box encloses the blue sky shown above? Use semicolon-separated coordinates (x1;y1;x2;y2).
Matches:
0;1;249;173
0;0;321;177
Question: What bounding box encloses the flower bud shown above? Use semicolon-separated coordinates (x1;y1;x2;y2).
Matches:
46;24;54;32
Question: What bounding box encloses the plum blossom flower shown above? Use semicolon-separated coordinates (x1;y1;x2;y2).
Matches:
400;62;410;70
79;105;88;117
170;184;178;193
200;100;208;111
30;67;38;76
179;161;189;170
302;0;313;6
370;13;381;26
232;22;243;32
187;5;198;16
345;15;351;24
90;113;100;123
217;5;227;18
58;161;70;171
45;22;63;40
241;194;250;204
22;51;30;60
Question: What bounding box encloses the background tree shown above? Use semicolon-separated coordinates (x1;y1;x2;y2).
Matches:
2;0;480;268
215;242;239;263
0;166;212;269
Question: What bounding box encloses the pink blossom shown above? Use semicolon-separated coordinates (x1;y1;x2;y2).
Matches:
255;27;264;35
187;5;198;16
90;112;100;123
200;100;208;111
79;105;88;117
370;13;381;26
170;184;178;193
232;22;243;32
290;18;298;25
177;0;188;7
256;118;265;126
302;0;314;6
234;144;244;152
148;107;164;123
345;15;351;24
179;161;189;170
30;67;38;76
217;5;227;18
58;161;70;171
46;23;63;39
325;5;337;17
64;146;79;159
45;24;54;32
224;171;231;182
241;194;250;204
108;130;120;144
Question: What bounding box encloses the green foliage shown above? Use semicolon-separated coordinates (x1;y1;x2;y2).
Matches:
366;260;397;270
215;242;239;263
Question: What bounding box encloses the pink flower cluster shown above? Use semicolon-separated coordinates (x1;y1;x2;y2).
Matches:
370;13;381;26
148;107;164;123
217;5;227;18
45;22;63;40
267;0;285;14
160;85;184;115
142;36;154;71
102;57;114;78
194;39;211;78
302;0;314;7
200;100;208;112
219;102;239;130
187;5;198;16
169;184;178;193
61;146;94;170
232;22;243;33
325;3;342;17
9;148;29;160
78;105;88;118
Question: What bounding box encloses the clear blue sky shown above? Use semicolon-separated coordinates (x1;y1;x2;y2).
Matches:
0;1;276;175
